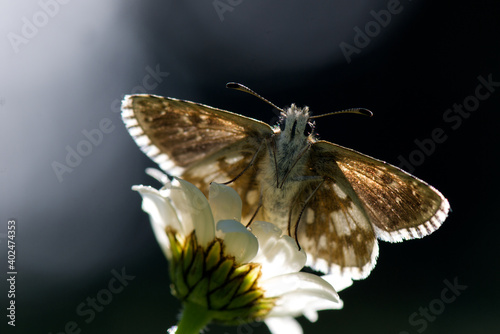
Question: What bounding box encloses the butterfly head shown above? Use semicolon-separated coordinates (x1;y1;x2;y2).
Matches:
278;104;316;141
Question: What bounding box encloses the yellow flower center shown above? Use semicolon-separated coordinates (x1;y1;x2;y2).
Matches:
166;227;276;324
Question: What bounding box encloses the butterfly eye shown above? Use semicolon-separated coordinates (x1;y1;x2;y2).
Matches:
279;119;286;132
303;122;314;136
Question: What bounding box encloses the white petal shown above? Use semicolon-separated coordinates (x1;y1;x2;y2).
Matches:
264;317;303;334
250;221;306;279
261;272;340;318
216;220;258;264
209;182;242;224
321;274;353;293
132;185;180;229
132;185;181;259
170;178;215;247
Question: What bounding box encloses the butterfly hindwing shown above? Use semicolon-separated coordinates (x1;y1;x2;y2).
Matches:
295;149;378;278
311;141;450;243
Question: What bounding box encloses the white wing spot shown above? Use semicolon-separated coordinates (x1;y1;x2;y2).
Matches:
342;246;357;264
246;189;259;206
333;183;348;199
306;208;315;224
188;162;223;183
331;211;352;237
318;234;328;249
225;155;244;165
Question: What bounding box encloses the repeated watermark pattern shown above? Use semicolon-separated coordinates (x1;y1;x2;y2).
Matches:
397;73;499;173
47;267;135;334
51;64;169;182
340;0;406;64
7;0;72;54
399;277;467;333
213;0;244;22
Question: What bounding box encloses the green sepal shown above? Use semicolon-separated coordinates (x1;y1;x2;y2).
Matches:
236;266;260;295
168;231;182;263
205;241;221;271
249;299;276;319
186;277;209;308
227;290;263;309
182;234;195;271
187;248;204;287
174;259;189;298
209;278;241;309
230;263;251;280
209;259;233;291
167;231;183;281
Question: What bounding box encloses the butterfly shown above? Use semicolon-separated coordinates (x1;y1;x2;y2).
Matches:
121;83;450;280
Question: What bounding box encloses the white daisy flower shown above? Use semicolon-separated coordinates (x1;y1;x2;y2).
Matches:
132;171;342;334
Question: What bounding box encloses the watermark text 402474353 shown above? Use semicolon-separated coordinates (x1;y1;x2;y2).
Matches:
6;219;17;327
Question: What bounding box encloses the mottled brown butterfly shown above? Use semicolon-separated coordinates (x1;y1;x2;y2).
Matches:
121;83;450;280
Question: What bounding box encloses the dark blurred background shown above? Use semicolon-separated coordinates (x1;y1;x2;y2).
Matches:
1;1;499;333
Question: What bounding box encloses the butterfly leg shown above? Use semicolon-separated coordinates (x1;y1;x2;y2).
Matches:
222;141;265;185
288;177;325;250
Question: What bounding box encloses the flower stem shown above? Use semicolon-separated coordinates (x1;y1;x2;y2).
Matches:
176;303;213;334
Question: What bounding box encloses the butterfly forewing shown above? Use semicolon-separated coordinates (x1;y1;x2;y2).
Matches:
312;141;450;243
122;94;273;195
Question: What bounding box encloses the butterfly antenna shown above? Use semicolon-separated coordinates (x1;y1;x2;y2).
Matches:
310;108;373;119
226;82;283;112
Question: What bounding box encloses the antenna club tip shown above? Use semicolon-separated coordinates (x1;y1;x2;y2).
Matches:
360;108;374;117
226;82;240;89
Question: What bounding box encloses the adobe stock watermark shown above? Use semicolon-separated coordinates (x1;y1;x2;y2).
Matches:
51;64;169;182
213;0;244;22
399;277;467;334
48;267;135;334
7;0;72;54
398;73;499;174
339;0;407;64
